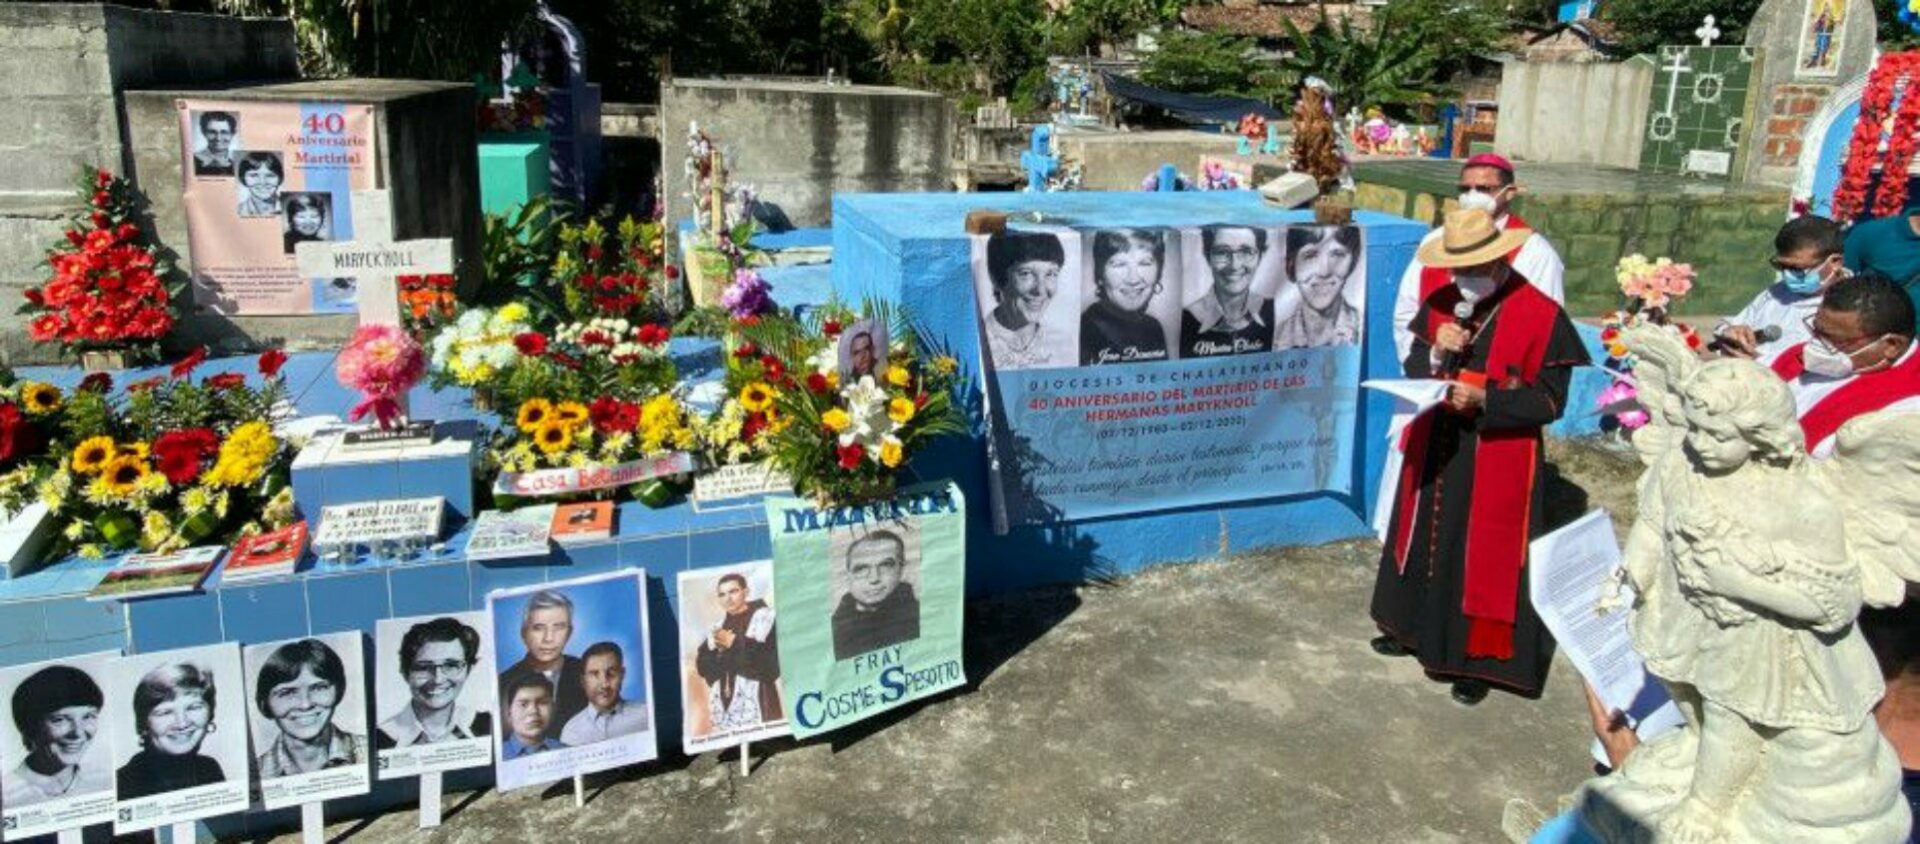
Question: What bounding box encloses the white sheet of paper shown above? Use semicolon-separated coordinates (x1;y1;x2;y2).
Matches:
1363;379;1451;447
1528;510;1648;712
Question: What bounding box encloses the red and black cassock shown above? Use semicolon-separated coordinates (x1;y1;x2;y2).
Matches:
1371;273;1590;696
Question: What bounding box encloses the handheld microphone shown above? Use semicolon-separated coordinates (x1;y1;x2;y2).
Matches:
1706;324;1782;354
1440;300;1476;376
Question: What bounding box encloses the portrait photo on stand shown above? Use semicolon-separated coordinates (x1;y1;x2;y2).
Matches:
241;632;370;810
372;612;495;780
1274;225;1366;351
188;110;240;177
973;228;1082;371
828;521;924;662
487;569;657;792
0;651;118;841
677;562;789;755
1078;227;1181;366
233;151;285;219
281;191;334;256
836;319;890;383
106;643;249;835
1177;225;1282;358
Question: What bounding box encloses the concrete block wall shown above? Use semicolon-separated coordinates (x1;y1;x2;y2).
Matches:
122;80;481;355
0;3;298;362
1054;129;1245;191
1495;57;1655;171
660;79;953;230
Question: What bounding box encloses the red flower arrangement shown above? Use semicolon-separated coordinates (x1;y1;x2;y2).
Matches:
22;168;179;355
151;428;220;485
1833;52;1920;221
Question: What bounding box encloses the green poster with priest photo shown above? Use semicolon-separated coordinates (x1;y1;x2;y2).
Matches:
766;481;967;739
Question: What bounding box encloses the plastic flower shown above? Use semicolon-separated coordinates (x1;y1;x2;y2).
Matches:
888;397;917;425
739;382;775;414
70;437;115;475
886;365;911;388
534;423;574;455
822;408;851;433
517;399;555;433
879;435;905;468
336;324;427;430
553;401;590;430
1598;382;1648;429
19;382;60;415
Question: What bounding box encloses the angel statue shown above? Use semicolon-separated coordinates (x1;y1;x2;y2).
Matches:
1569;325;1918;842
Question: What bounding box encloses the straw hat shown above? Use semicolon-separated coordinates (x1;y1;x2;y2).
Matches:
1415;209;1532;269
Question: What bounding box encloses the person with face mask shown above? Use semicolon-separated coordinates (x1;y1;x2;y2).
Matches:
1715;215;1846;360
983;232;1072;370
1370;209;1591;707
1081;228;1171;365
1390;154;1566;365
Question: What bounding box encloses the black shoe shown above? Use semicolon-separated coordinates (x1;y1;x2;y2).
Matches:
1369;635;1411;657
1450;679;1490;706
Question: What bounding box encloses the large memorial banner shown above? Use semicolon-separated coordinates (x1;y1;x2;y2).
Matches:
972;225;1365;531
766;483;966;740
177;100;377;315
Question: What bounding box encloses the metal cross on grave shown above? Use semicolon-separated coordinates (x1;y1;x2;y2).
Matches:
1696;15;1722;47
293;189;454;329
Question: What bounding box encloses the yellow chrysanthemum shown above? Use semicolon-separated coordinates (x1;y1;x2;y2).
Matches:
534;422;574;455
203;422;276;488
553;401;590;430
822;408;851;433
932;356;958;376
739;382;776;414
20;382;61;415
99;455;150;496
498;302;531;323
70;437;116;475
825;370;841;390
885;365;911;388
879;437;904;468
888;397;917;425
516;399;555;433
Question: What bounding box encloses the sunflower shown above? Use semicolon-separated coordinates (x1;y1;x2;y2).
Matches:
534;423;574;456
70;437;116;475
100;455;150;496
739;382;775;414
20;382;61;415
553;401;589;430
516;399;555;433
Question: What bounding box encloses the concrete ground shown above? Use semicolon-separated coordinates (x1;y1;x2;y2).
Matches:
286;440;1642;843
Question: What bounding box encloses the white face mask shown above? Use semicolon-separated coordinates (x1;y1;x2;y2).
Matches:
1458;190;1501;215
1803;334;1889;378
1454;271;1498;301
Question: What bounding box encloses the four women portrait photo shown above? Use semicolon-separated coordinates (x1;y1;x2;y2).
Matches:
976;224;1366;373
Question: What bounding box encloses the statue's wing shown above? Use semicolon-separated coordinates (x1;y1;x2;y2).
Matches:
1620;324;1700;464
1819;411;1920;607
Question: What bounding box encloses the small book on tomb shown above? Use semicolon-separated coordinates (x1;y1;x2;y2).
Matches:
550;501;614;545
88;546;224;601
222;521;308;583
466;504;558;562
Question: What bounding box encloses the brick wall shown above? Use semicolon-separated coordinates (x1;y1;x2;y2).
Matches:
1759;82;1832;171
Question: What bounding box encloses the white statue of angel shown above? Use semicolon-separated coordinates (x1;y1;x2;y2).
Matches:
1575;326;1915;843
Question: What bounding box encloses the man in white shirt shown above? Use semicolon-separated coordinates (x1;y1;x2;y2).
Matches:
1716;216;1847;361
558;642;649;746
1767;271;1920;459
1391;154;1566;363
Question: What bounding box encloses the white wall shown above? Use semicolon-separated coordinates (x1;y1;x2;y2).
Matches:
1495;57;1655;170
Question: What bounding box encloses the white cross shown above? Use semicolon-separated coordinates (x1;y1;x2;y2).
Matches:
1695;15;1722;47
1659;49;1693;117
293;189;453;329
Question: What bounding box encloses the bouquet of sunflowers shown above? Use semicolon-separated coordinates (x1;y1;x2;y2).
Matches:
0;349;296;560
743;303;965;507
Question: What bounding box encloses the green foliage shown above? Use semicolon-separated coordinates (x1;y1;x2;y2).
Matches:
1043;0;1182;56
1876;0;1920;50
898;0;1047;94
480;196;568;312
1139;29;1265;96
1601;0;1766;55
1280;12;1448;114
215;0;535;81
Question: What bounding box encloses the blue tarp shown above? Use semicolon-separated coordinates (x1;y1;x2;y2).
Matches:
1099;71;1284;127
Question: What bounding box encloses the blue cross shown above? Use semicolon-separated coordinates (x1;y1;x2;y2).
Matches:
1020;125;1058;192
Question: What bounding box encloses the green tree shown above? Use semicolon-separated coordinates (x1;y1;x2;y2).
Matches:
1137;29;1262;95
898;0;1047;95
1601;0;1766;55
1280;12;1448;114
216;0;535;80
1045;0;1185;57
